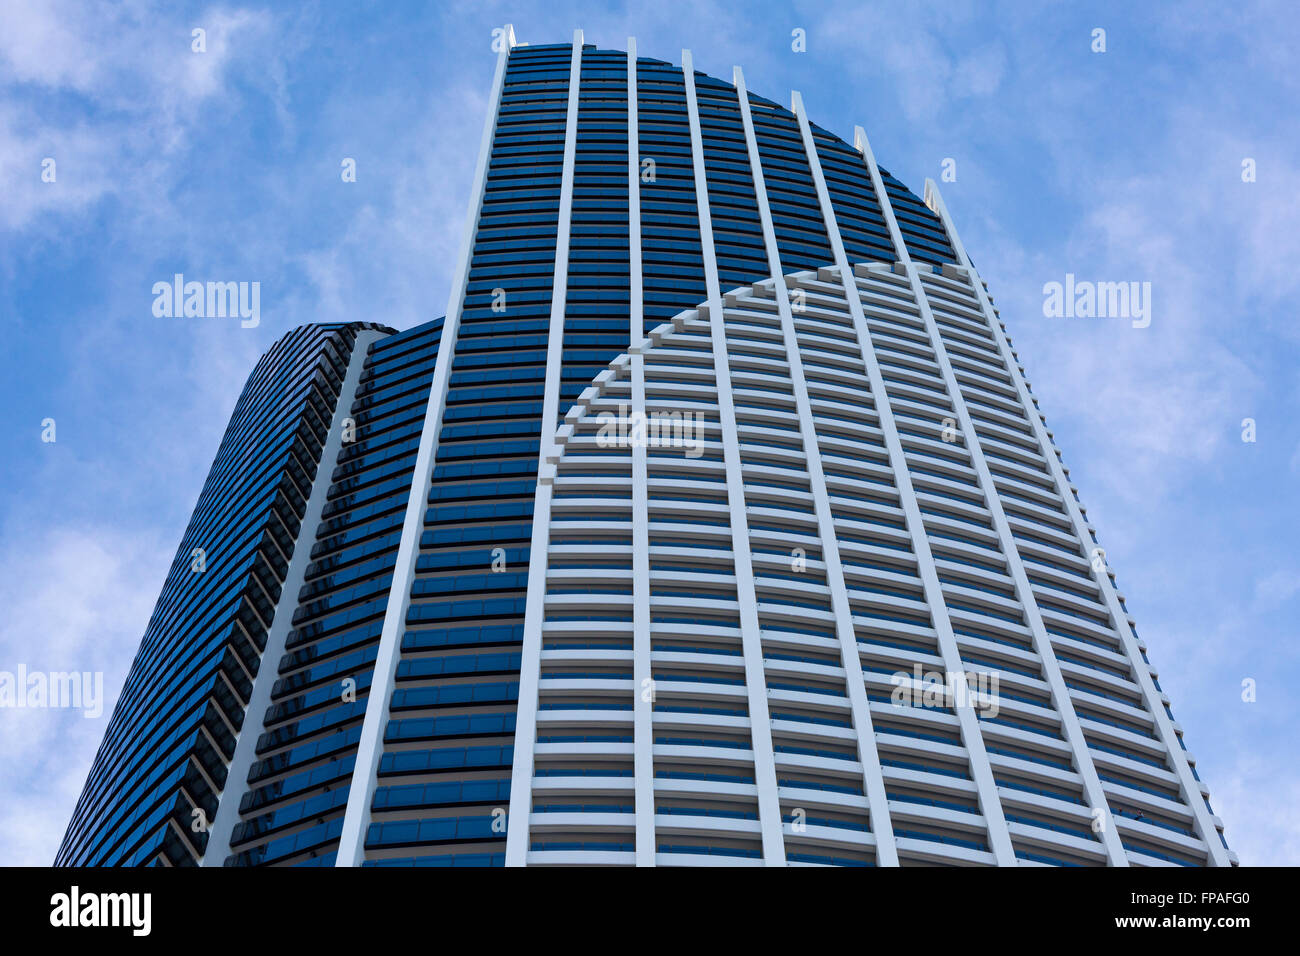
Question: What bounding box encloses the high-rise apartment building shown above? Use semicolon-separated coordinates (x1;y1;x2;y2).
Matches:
58;29;1234;868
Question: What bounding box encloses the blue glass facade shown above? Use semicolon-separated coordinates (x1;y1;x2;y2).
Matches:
225;321;442;866
57;322;389;866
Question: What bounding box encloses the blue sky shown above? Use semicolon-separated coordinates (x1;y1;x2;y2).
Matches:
1;0;1296;866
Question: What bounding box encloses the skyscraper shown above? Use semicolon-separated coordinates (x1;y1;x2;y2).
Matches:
59;29;1234;868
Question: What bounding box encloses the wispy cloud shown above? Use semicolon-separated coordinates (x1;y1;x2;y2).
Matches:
0;524;169;865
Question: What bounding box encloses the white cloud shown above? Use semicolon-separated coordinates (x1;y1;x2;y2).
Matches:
0;104;121;229
952;43;1006;97
0;524;170;865
0;0;103;91
179;9;273;101
0;2;278;231
810;2;1004;122
1213;753;1300;866
1255;568;1300;607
